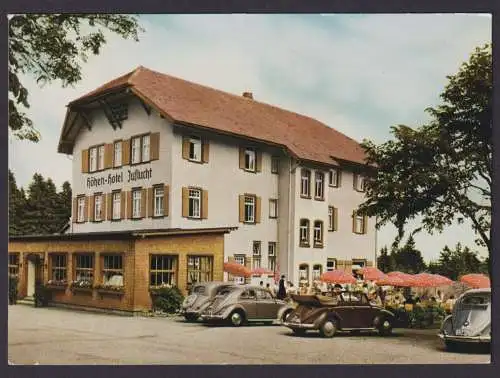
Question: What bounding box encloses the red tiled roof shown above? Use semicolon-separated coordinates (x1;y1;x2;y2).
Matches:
69;66;367;165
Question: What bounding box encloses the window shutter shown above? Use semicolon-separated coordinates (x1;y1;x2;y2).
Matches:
164;185;169;216
239;147;245;169
363;215;368;234
81;149;89;173
141;188;147;218
147;188;153;217
122;139;130;165
338;170;342;187
255;196;261;223
352;210;356;233
333;207;338;231
106;193;112;220
72;198;77;223
89;195;95;222
182;187;189;217
104;144;113;169
84;196;89;222
353;173;358;190
150;132;160;160
182;136;190;160
256;151;262;172
127;191;132;219
239;195;245;222
202;139;209;163
120;191;126;219
201;190;208;219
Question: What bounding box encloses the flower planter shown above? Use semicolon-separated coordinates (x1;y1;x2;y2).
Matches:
71;287;93;294
97;288;125;297
46;285;68;291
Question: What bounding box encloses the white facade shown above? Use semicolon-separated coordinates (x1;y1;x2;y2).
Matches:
69;96;375;287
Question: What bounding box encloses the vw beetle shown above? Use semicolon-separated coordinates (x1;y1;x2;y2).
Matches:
438;288;491;350
181;281;234;321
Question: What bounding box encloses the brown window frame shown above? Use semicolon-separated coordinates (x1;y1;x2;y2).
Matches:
113;139;123;168
74;253;95;284
93;192;104;222
186;255;213;290
329;168;341;187
300;169;311;198
313;220;324;248
49;253;68;282
130;133;152;165
150;254;178;288
88;144;106;173
314;171;325;200
76;195;86;223
101;254;124;286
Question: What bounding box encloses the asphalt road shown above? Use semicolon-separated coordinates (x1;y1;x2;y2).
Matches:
8;305;490;365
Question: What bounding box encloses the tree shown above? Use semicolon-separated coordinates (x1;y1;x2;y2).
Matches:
359;44;492;255
9;15;143;141
8;169;26;235
431;243;483;280
392;235;426;274
377;246;395;273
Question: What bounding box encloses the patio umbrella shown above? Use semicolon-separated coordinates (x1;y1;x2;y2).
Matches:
357;267;386;281
320;270;356;284
251;267;274;276
386;271;417;287
412;273;450;288
431;274;453;286
459;273;490;289
223;261;251;278
375;275;406;287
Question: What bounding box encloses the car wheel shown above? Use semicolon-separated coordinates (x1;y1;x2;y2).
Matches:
281;309;293;322
378;318;393;336
319;318;338;338
292;328;306;336
228;310;245;327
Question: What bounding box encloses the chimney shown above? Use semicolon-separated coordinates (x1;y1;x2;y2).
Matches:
242;92;253;100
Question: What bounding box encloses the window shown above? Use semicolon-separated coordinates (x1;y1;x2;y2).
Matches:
233;254;246;284
102;255;123;286
326;258;337;271
8;254;19;277
114;141;122;167
299;219;310;247
98;145;105;170
154;186;165;217
353;212;367;234
313;221;323;247
315;172;324;200
244;148;256;171
298;263;309;287
188;189;201;218
74;254;94;283
131;137;141;164
312;264;322;281
268;242;276;272
50;254;67;281
328;206;338;231
244;195;256;223
271;156;279;174
150;255;177;287
89;147;98;172
132;189;142;219
187;256;213;289
77;196;85;222
189;136;202;162
142;134;150;162
112;191;121;220
329;168;340;187
252;241;261;269
300;169;311;197
256;289;273;300
94;194;103;221
354;173;365;192
269;199;278;218
352;260;366;276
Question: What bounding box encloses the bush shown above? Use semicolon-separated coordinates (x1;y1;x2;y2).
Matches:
150;286;184;314
34;282;51;307
8;276;18;305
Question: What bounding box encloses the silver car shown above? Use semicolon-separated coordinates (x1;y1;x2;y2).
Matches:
438;288;491;350
181;281;234;321
200;285;294;326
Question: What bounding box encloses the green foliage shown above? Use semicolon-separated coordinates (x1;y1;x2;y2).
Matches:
9;14;143;141
428;243;485;281
379;235;426;274
34;282;51;307
377;246;395;273
360;44;492;253
9;170;72;235
9;276;19;305
150;286;184;314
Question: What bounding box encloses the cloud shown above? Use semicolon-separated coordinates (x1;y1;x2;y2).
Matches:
8;14;491;260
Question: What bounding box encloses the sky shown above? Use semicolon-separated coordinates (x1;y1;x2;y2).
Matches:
8;14;491;262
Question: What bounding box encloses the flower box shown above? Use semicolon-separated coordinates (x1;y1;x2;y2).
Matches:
71;287;93;294
96;285;125;296
46;280;68;290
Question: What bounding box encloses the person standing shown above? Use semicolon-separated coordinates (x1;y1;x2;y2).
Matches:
277;275;287;299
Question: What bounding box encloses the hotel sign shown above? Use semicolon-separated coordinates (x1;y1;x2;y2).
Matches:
86;167;153;189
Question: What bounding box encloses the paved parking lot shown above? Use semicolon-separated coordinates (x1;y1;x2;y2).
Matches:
8;305;490;365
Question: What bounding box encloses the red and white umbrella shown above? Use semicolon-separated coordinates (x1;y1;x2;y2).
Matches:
386;271;417;287
375;275;406;287
460;273;490;289
223;261;251;278
357;267;386;281
320;270;356;284
251;267;274;276
412;273;451;288
431;274;453;286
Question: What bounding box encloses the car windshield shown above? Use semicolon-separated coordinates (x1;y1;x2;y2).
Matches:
191;285;206;295
216;287;235;297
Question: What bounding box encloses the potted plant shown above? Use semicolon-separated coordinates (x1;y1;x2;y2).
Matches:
70;279;94;293
34;282;51;307
46;279;68;290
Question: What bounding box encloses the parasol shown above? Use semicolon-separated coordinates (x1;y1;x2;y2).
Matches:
459;273;490;289
319;270;356;284
223;261;251;278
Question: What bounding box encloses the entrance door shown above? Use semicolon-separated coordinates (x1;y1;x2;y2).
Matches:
27;260;36;297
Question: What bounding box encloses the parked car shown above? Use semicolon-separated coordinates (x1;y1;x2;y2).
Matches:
438;288;491;350
282;292;396;338
200;285;294;326
181;281;234;321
